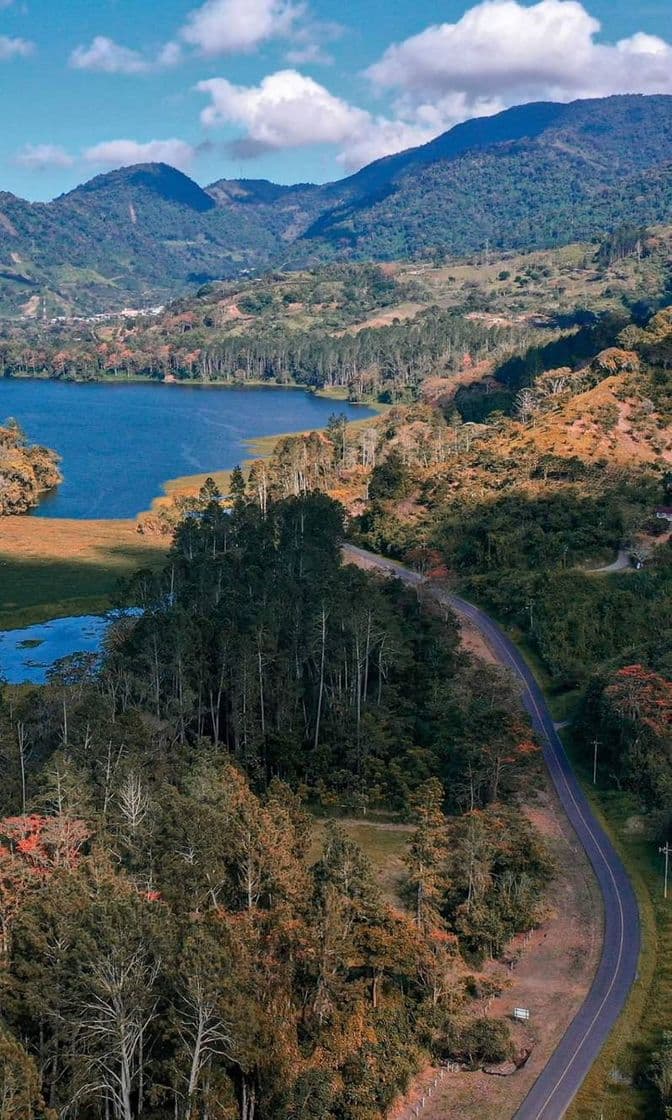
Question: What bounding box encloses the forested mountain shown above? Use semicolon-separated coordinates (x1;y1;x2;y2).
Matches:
2;94;672;316
0;165;286;317
300;95;672;260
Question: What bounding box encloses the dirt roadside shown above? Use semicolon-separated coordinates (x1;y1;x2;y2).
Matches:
389;782;603;1120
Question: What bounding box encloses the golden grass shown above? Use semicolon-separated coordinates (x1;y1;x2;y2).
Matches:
0;516;167;629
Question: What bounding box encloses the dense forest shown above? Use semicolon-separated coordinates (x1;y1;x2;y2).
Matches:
0;418;60;515
0;299;531;402
0;490;553;1119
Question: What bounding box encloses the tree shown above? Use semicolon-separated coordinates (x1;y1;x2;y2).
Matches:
71;946;159;1120
368;451;412;501
405;779;448;932
0;1028;45;1120
229;465;246;507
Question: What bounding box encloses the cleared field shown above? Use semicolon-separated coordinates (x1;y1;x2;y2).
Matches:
0;516;167;629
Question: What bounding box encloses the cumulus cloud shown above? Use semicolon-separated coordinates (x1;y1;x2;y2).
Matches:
181;0;300;55
70;35;182;74
367;0;672;118
196;68;434;169
70;36;149;74
84;138;196;171
198;69;366;147
14;144;75;170
0;34;34;60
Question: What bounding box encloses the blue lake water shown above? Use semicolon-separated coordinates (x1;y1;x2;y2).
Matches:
0;614;114;684
0;380;374;519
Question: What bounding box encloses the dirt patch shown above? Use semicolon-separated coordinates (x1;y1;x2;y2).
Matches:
457;614;499;665
20;294;40;318
338;302;425;335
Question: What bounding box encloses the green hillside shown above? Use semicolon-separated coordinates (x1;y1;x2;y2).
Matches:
2;95;672;316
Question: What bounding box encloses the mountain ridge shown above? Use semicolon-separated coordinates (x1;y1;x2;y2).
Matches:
2;93;672;314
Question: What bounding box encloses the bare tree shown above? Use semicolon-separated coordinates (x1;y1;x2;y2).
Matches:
176;977;231;1119
71;948;159;1120
117;772;151;835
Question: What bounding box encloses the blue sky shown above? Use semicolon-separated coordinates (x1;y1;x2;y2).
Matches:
1;0;671;200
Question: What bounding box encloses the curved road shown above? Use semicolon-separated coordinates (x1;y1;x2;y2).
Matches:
344;545;641;1120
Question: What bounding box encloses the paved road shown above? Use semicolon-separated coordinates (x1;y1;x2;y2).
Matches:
344;545;641;1120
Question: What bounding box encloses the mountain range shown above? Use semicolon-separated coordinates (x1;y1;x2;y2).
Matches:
2;93;672;316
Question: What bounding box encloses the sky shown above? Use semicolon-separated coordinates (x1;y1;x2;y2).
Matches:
1;0;672;201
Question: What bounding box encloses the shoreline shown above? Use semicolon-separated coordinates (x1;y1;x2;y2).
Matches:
1;371;369;403
0;391;384;631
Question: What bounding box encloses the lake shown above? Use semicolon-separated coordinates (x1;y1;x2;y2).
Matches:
0;613;114;684
0;380;374;519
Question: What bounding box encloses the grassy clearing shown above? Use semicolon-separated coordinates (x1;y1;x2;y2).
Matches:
310;819;412;903
0;517;167;629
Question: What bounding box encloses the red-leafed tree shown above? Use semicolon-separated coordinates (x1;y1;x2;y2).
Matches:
0;814;90;959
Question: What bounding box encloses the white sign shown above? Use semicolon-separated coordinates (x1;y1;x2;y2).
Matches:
513;1007;531;1021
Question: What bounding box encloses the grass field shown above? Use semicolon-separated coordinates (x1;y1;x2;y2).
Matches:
0;517;167;629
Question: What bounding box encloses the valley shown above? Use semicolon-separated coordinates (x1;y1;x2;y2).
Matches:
1;84;672;1120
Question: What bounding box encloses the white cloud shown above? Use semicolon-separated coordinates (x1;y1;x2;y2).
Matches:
0;34;34;60
198;69;366;146
181;0;300;55
84;138;196;171
283;18;343;65
197;68;434;169
339;118;436;170
69;35;181;74
367;0;672;116
14;144;75;170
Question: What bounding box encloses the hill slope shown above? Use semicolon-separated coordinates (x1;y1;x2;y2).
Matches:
0;164;287;316
299;95;672;259
2;95;672;314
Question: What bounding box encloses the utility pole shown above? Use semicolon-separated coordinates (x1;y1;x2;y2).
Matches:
660;842;672;900
593;738;599;786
